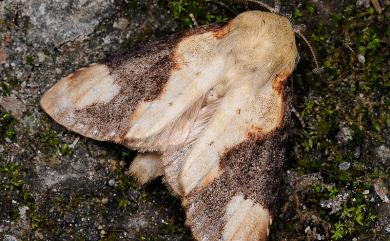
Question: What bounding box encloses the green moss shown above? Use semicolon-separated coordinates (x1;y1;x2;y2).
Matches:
0;75;21;96
163;220;182;235
287;1;389;240
113;168;138;194
26;54;35;66
60;143;74;156
0;111;18;141
138;235;157;241
99;232;119;241
35;129;74;157
0;162;41;230
35;129;60;152
330;202;376;240
0;163;23;190
168;0;232;29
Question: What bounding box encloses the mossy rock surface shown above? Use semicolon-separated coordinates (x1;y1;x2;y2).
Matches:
0;0;389;241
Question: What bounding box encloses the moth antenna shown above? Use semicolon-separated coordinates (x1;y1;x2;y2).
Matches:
238;0;278;13
291;106;305;128
189;13;199;27
294;29;323;74
206;0;238;15
285;14;296;26
274;0;281;13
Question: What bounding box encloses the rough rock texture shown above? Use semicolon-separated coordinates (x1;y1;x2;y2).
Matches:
0;0;389;241
0;1;189;240
20;0;114;45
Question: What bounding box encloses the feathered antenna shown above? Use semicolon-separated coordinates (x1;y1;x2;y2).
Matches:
206;0;238;15
235;0;278;13
294;30;322;74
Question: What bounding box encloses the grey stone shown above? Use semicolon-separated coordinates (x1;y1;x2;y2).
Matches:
108;179;116;187
357;54;366;64
338;161;350;171
336;126;353;143
3;235;18;241
0;95;26;120
376;145;390;165
320;192;350;214
64;212;77;224
16;0;114;45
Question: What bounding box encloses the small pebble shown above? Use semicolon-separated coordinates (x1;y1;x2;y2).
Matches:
35;231;44;240
101;197;109;204
356;0;370;8
37;52;46;62
336;126;353;143
374;182;390;203
18;205;29;220
385;225;390;233
102;36;111;45
354;146;361;158
364;0;370;8
0;95;27;120
113;18;129;30
363;190;370;195
357;54;365;64
376;145;390;164
3;234;18;241
64;213;77;224
108;179;116;187
338;162;350;171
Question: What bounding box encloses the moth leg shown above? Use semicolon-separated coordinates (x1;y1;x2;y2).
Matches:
291;105;305;128
128;153;163;185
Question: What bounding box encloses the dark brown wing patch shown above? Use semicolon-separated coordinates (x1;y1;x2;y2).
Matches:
41;24;227;145
75;41;177;142
41;37;178;142
183;86;292;241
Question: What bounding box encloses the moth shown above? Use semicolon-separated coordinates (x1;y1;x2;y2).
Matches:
41;5;302;241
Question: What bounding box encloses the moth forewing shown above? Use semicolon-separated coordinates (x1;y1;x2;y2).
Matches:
41;10;298;241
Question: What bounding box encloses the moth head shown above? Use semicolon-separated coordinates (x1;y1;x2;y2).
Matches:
234;0;322;73
219;11;298;85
